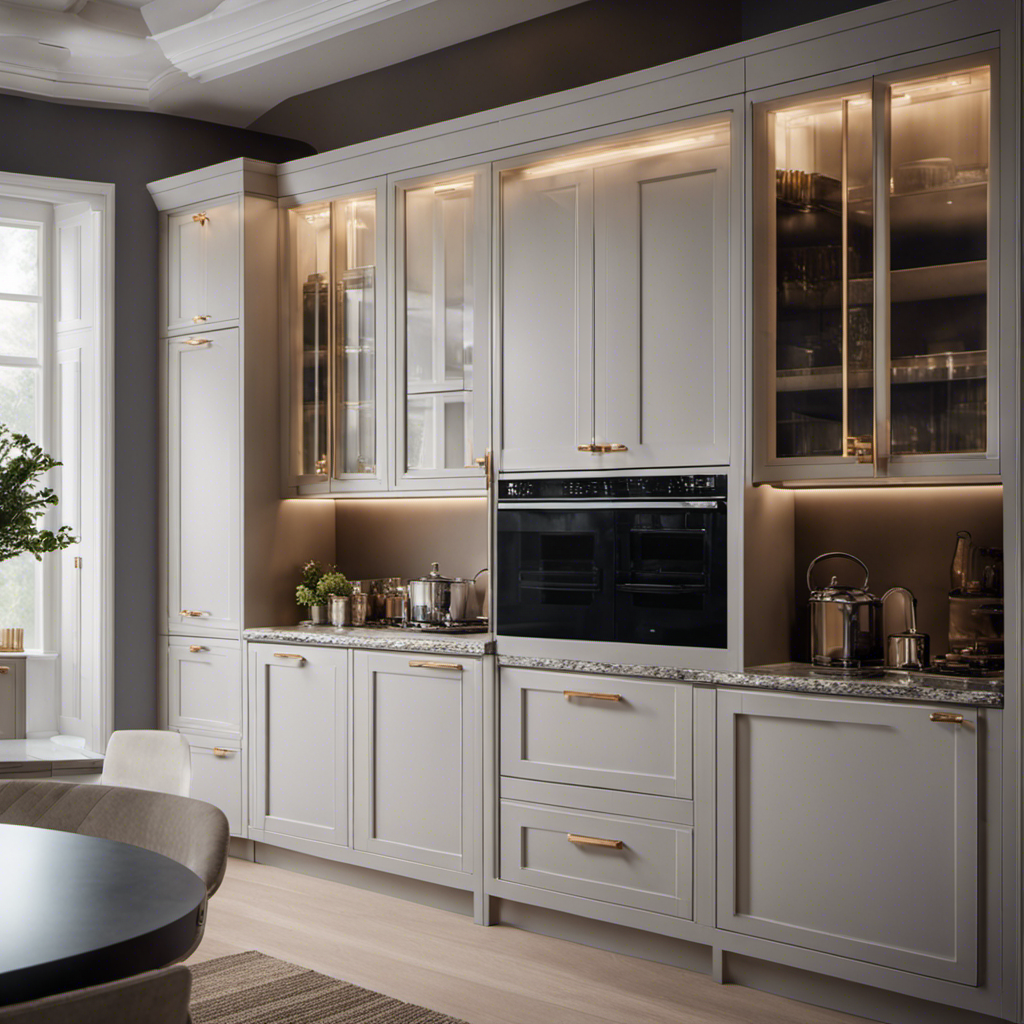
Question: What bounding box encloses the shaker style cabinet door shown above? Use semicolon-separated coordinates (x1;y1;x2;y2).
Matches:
165;329;240;637
352;651;478;873
500;118;733;473
165;200;240;334
180;731;244;837
165;637;242;737
250;644;348;847
716;689;978;983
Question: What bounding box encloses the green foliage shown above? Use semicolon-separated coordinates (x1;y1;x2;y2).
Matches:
295;584;319;608
300;560;325;588
316;571;353;601
0;426;76;564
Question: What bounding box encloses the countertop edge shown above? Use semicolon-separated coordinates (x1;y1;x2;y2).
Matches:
243;626;494;655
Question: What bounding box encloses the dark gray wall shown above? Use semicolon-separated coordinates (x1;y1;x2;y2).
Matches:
251;0;743;150
741;0;883;40
0;92;313;730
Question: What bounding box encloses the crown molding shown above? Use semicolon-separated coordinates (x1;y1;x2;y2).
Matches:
0;60;151;107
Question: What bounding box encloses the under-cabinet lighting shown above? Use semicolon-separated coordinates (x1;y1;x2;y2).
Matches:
521;129;725;178
433;181;473;194
302;210;330;224
849;98;870;107
894;72;975;97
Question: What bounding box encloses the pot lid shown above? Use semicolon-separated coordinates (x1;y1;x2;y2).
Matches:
809;577;881;605
409;562;470;584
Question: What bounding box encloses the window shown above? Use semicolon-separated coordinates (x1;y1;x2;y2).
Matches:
0;204;49;650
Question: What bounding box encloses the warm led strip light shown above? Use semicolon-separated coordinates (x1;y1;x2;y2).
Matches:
522;128;726;178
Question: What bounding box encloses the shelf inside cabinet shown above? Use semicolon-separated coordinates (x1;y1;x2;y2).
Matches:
890;260;985;303
776;367;872;393
890;349;986;385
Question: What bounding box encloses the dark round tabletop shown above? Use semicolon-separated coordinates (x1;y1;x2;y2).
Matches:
0;822;207;1006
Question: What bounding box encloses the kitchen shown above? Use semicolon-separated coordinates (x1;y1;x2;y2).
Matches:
142;2;1018;1023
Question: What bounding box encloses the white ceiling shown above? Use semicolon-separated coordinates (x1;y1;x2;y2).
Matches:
0;0;589;128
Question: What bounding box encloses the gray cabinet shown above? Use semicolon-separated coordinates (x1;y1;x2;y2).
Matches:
165;637;241;738
250;644;348;847
181;731;243;836
352;650;478;873
500;120;732;473
716;689;978;983
0;659;25;740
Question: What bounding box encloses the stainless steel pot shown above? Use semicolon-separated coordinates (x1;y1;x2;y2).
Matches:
407;562;474;625
807;552;884;670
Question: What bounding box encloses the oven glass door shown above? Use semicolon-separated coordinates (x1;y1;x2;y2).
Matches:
614;506;727;647
496;507;614;640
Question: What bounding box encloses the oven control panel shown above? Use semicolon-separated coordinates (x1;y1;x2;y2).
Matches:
499;475;727;500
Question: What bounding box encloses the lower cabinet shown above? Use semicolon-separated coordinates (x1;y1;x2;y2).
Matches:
716;689;978;984
0;658;25;740
183;732;244;836
250;643;348;847
352;650;478;873
166;637;242;738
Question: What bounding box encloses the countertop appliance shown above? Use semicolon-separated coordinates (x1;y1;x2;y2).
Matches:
496;474;727;647
945;530;1003;672
406;563;486;627
807;552;884;673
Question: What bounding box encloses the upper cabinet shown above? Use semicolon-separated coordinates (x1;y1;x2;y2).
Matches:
285;183;387;492
164;200;240;334
499;118;733;473
393;165;491;491
753;52;998;483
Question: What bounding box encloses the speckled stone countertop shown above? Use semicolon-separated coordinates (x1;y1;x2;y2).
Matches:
497;655;1004;707
244;625;494;656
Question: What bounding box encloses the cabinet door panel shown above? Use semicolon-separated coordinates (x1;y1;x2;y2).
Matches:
353;651;477;872
166;201;239;333
166;330;240;635
717;690;977;983
251;645;347;846
501;169;595;472
596;142;731;467
182;733;243;836
166;638;241;737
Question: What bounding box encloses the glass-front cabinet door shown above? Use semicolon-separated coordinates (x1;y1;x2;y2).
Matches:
753;52;997;483
393;165;490;491
286;182;386;492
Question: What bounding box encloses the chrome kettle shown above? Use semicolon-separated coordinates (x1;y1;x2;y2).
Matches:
807;552;884;670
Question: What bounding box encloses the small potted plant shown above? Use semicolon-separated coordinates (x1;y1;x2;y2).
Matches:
295;560;328;624
317;570;354;626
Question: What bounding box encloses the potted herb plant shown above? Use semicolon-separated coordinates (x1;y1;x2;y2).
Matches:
295;560;328;624
317;571;354;626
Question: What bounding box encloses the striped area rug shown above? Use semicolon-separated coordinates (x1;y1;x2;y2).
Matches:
189;950;468;1024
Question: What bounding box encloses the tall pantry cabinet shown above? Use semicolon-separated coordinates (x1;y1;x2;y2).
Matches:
149;159;334;836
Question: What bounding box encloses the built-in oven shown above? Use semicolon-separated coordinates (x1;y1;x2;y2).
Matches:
496;475;727;648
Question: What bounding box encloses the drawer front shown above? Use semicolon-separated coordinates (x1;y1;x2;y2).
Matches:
500;801;692;918
185;734;243;836
167;638;242;736
500;667;692;798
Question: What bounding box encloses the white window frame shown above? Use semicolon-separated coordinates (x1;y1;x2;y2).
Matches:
0;172;114;753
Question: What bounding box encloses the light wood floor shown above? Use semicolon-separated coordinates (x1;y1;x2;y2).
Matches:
189;857;874;1024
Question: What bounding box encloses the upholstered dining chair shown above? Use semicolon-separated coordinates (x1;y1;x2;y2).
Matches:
100;730;192;797
0;964;191;1024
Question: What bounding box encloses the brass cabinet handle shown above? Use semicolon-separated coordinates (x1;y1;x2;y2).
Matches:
0;666;8;675
212;747;231;757
192;212;209;225
567;833;624;850
564;690;622;702
577;443;628;453
188;645;207;653
409;660;462;671
182;337;211;347
930;711;965;724
180;609;205;617
191;314;211;323
273;652;306;664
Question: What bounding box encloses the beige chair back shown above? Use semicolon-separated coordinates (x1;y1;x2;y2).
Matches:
101;730;192;797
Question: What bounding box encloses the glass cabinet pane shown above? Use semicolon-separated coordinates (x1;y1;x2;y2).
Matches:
289;191;378;481
402;177;476;472
887;65;990;455
765;88;873;461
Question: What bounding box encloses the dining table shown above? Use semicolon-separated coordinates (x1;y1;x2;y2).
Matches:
0;822;206;1006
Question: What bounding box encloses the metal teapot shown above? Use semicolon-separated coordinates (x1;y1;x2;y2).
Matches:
807;552;884;671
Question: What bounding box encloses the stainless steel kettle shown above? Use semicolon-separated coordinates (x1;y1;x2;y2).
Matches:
807;552;884;670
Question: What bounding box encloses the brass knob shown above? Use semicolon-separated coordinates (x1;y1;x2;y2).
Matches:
192;212;209;225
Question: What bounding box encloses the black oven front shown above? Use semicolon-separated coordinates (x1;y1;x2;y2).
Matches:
496;475;727;648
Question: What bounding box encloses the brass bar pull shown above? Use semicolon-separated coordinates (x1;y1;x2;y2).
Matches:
564;690;623;702
182;337;211;347
577;443;628;453
212;748;230;757
930;712;964;724
188;645;207;653
409;660;462;671
191;314;211;323
192;212;209;225
567;833;624;850
0;667;8;675
180;609;205;617
273;652;306;663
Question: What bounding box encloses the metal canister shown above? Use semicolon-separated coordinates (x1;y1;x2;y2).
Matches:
806;552;884;670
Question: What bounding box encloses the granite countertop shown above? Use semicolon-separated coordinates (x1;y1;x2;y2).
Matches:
497;655;1004;707
0;738;104;774
244;625;494;656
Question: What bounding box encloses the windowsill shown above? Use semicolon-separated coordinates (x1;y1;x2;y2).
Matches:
0;651;58;659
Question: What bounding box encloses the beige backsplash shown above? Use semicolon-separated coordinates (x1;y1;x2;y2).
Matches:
792;485;1003;660
334;497;488;584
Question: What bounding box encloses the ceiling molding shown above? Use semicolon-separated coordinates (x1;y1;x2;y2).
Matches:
0;60;151;107
149;0;438;82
